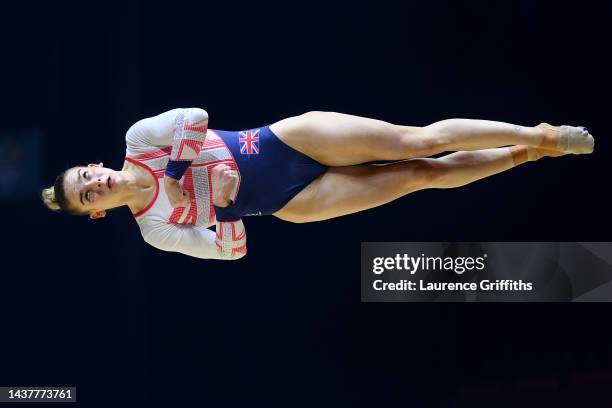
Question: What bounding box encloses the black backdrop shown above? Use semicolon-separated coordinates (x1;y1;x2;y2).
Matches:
2;0;611;406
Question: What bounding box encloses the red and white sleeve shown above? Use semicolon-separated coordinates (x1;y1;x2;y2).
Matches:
142;219;247;260
125;108;208;155
214;220;247;259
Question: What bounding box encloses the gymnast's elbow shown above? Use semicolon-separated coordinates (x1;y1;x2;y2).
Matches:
184;107;209;125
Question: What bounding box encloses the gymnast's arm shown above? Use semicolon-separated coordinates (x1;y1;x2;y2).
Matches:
126;107;209;207
142;219;247;260
125;107;208;154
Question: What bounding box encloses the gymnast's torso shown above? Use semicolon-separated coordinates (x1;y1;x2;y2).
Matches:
126;127;238;228
124;108;328;259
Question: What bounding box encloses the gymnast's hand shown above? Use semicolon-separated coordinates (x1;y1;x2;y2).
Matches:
211;164;238;207
164;176;191;208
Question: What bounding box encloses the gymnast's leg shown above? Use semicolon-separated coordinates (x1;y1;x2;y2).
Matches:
270;111;593;166
273;146;564;223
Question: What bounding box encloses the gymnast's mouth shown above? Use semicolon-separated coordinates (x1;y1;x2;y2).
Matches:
107;176;112;190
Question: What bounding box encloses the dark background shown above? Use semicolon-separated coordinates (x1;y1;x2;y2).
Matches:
1;0;611;406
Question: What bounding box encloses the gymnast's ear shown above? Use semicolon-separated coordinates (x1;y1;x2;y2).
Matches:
88;162;104;168
89;210;106;220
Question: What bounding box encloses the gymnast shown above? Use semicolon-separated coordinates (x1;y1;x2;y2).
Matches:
41;109;594;259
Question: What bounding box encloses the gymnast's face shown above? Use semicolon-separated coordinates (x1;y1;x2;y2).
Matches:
63;163;126;218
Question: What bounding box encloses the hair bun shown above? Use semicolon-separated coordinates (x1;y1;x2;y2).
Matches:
41;186;61;211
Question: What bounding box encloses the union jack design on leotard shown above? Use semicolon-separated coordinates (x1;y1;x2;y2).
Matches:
239;129;260;155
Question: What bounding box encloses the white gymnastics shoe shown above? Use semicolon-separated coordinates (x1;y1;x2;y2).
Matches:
557;125;595;154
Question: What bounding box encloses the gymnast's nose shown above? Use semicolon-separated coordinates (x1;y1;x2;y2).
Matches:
85;176;104;190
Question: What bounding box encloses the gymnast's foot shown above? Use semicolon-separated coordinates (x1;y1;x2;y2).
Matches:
536;123;595;154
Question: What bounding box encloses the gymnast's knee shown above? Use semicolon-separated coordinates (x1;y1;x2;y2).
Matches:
406;158;446;189
398;127;448;158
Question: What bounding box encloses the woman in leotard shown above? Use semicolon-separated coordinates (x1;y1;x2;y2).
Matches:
41;108;594;260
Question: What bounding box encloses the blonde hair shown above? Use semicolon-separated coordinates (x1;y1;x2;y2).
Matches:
41;186;61;211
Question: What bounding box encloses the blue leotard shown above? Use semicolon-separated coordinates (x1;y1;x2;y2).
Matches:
212;125;329;220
